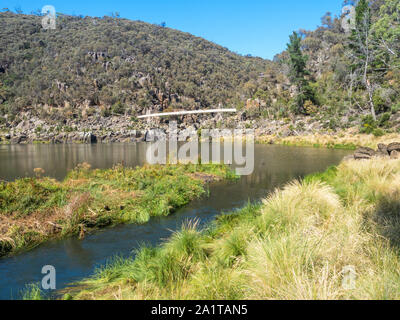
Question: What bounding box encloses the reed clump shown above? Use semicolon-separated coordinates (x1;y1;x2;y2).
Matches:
0;163;235;257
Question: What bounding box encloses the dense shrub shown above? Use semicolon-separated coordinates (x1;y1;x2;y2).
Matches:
360;115;377;134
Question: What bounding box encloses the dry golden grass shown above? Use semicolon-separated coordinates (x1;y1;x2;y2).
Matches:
65;158;400;300
258;129;400;150
75;159;400;300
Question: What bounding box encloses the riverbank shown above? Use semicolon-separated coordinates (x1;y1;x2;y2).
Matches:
258;130;400;150
61;157;400;300
4;123;400;152
2;107;399;147
0;163;236;257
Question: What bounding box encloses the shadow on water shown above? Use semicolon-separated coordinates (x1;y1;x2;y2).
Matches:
0;143;352;299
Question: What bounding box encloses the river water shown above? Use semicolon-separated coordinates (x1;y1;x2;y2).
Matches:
0;143;351;299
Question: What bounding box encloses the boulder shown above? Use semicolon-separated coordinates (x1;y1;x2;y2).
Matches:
145;129;166;142
79;132;97;144
377;143;388;155
391;150;400;160
11;135;27;144
55;133;65;142
354;147;376;160
354;153;371;160
138;75;151;88
388;142;400;154
87;132;97;144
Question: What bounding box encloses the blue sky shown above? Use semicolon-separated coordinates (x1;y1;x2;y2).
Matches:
2;0;344;59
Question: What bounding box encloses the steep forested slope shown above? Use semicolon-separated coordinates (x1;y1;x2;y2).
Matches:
0;0;399;142
0;12;269;121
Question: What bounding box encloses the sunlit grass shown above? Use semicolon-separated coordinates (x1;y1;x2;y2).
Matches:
0;163;236;257
21;284;45;300
66;158;400;300
258;131;400;150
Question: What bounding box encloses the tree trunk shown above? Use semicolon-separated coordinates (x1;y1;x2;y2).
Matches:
366;79;376;121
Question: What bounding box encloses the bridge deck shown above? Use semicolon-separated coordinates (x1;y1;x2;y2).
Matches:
137;109;237;119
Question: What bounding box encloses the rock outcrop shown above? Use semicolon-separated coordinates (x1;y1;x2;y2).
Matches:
354;147;376;160
346;143;400;161
388;143;400;154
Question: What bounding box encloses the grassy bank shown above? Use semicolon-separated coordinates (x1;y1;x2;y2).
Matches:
64;157;400;300
258;131;400;150
0;163;236;257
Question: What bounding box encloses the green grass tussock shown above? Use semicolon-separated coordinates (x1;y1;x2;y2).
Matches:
0;163;235;257
66;158;400;300
21;284;45;300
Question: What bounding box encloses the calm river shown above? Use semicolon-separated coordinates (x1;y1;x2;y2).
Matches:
0;143;351;299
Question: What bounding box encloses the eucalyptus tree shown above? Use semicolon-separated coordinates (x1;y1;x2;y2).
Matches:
286;31;316;114
346;0;398;120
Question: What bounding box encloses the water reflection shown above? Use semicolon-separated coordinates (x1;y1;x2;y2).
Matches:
0;143;148;181
0;143;349;182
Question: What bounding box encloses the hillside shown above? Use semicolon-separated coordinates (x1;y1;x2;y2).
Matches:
248;0;400;136
0;11;269;142
0;0;399;144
